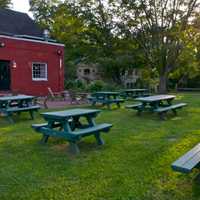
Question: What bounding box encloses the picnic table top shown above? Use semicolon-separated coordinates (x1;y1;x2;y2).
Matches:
123;89;148;92
94;91;120;95
135;95;175;102
42;108;101;119
0;95;35;101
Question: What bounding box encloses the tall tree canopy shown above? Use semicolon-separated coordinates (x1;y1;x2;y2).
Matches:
29;0;200;90
0;0;12;8
29;0;61;29
52;0;143;83
118;0;200;92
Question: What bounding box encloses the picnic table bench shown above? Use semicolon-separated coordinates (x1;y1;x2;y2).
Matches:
126;95;187;119
0;95;40;123
32;108;112;154
88;91;124;109
171;143;200;173
121;89;149;99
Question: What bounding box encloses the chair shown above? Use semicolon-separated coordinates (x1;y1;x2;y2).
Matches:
47;87;65;101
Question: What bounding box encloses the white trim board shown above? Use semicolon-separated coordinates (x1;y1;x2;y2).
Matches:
0;35;65;47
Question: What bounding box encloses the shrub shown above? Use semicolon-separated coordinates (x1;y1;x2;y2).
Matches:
87;80;121;92
87;80;106;92
64;80;86;91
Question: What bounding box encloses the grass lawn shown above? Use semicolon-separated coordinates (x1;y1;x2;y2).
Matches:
1;93;200;200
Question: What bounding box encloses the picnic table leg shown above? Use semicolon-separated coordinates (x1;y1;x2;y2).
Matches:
117;102;121;108
71;117;82;130
137;109;142;116
17;112;21;116
92;101;96;106
107;103;111;109
167;99;173;106
7;114;14;123
69;141;80;154
29;110;34;120
159;112;166;120
95;132;105;145
137;103;145;116
172;109;177;116
40;135;49;143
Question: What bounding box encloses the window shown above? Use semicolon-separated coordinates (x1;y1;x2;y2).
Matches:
84;69;90;75
32;63;47;81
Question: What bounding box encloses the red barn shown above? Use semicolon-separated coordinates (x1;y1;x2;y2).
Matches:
0;9;64;96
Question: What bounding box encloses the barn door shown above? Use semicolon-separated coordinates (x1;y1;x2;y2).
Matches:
0;60;11;90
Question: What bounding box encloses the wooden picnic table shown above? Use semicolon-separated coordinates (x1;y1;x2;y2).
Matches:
126;95;187;119
136;95;175;106
121;89;149;98
0;95;40;122
88;91;124;109
32;108;112;154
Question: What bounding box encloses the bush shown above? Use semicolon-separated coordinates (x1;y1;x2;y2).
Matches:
65;79;121;93
64;80;86;91
86;80;120;92
87;80;106;92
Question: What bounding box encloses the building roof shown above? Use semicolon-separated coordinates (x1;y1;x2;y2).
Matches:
0;8;43;37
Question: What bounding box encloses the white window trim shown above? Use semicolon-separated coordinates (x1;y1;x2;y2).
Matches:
32;62;48;81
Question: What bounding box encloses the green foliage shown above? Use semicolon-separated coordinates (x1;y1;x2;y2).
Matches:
87;80;106;92
29;0;61;29
1;93;200;199
50;1;143;83
65;79;119;93
118;0;199;92
0;0;11;8
64;79;86;91
169;26;200;88
29;0;200;90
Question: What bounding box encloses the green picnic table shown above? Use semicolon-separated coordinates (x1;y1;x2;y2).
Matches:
0;95;40;123
121;89;149;99
32;108;112;154
88;91;124;109
126;95;187;119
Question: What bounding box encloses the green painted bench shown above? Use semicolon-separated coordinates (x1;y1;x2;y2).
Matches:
0;95;40;122
154;103;187;119
88;94;124;109
4;105;40;122
121;89;150;99
171;143;200;173
125;103;143;109
32;123;112;153
32;109;113;154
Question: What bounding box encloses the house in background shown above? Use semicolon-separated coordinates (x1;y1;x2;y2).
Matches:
121;69;141;88
76;62;140;87
0;9;64;96
76;63;101;84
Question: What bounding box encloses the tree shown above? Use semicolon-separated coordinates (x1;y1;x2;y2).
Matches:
29;0;61;29
52;0;142;83
119;0;199;92
170;18;200;88
0;0;12;8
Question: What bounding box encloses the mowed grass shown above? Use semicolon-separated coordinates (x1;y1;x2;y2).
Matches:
1;93;200;200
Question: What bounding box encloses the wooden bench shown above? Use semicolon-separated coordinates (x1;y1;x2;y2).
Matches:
154;103;187;119
32;120;73;132
32;123;112;152
4;105;40;122
125;103;143;109
88;97;124;108
171;143;200;173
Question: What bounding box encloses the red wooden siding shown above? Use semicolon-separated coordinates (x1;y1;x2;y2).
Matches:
0;36;64;96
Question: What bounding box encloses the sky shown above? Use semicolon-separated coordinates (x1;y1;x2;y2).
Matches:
11;0;32;17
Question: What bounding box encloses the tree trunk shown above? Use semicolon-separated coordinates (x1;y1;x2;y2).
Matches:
158;73;168;94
